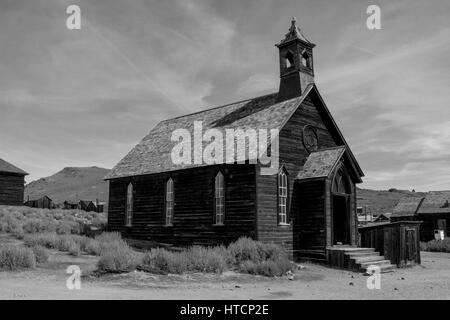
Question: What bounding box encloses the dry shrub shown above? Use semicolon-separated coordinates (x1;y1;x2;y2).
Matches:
97;243;140;273
0;244;36;271
186;246;227;273
31;245;49;263
24;233;60;249
422;238;450;252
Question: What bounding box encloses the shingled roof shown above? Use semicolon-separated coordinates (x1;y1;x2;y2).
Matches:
105;84;363;180
391;196;423;218
296;146;345;180
106;85;311;179
417;191;450;214
0;158;28;176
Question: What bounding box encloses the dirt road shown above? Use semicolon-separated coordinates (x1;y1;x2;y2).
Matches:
0;249;449;300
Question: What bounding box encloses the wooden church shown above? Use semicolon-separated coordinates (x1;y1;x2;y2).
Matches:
106;18;364;262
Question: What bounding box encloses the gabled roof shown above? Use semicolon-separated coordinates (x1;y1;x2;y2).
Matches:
105;84;363;180
0;158;28;176
417;191;450;214
26;195;52;202
373;212;392;222
296;146;345;180
391;196;423;218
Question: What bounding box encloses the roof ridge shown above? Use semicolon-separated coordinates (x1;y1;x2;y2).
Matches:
160;92;278;123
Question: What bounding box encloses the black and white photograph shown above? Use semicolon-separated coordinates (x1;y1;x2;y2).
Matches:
0;0;449;307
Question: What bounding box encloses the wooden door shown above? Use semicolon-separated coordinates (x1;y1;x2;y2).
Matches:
405;227;417;264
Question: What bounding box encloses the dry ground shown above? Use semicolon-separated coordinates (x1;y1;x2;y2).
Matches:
0;234;449;300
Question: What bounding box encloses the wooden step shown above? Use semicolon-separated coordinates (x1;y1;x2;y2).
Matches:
342;248;376;254
354;255;386;264
362;263;396;274
345;251;380;258
359;260;392;268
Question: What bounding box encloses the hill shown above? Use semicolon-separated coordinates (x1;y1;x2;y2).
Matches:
25;166;110;204
356;187;426;215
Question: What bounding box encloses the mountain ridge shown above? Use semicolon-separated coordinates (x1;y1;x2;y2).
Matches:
25;166;110;203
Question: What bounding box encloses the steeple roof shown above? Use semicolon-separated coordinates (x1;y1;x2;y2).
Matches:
276;17;315;47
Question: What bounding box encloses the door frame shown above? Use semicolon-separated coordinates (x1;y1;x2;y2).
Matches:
331;193;351;245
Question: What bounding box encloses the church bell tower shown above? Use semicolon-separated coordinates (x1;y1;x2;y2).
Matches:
276;17;316;101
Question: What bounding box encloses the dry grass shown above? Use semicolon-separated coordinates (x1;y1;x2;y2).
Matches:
421;238;450;252
0;244;36;271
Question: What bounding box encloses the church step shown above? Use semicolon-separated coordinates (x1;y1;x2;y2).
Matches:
359;259;392;269
342;248;376;254
362;263;397;274
345;251;380;258
353;255;386;264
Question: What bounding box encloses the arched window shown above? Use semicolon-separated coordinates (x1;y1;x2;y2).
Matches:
278;169;288;224
285;51;294;68
214;172;225;225
332;169;350;194
165;178;174;225
301;52;310;68
125;182;133;226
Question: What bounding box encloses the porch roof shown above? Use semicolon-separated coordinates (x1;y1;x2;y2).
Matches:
295;146;345;180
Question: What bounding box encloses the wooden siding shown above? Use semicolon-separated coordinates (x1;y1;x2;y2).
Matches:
391;214;450;242
108;164;256;246
359;221;421;266
0;173;25;206
255;95;339;259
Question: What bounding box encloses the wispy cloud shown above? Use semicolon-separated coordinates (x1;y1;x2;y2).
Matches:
0;0;449;192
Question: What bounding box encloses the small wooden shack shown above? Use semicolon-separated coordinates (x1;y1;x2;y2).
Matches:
63;200;79;210
78;200;97;212
391;192;450;241
359;221;421;267
24;195;53;209
0;158;28;206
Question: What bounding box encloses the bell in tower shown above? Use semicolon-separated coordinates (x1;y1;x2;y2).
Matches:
276;17;316;101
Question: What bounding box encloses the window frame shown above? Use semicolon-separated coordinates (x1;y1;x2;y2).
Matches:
214;171;225;225
125;182;133;227
277;168;289;226
165;177;174;226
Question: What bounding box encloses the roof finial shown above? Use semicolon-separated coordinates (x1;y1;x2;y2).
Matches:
291;17;297;26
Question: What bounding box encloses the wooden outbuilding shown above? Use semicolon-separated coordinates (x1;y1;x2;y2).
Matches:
391;192;450;241
0;158;28;206
105;19;364;262
78;200;97;212
63;200;79;210
24;195;53;209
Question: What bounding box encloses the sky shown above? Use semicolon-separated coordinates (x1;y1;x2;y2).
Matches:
1;0;450;191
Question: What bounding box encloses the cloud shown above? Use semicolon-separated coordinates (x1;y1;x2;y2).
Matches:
0;0;450;192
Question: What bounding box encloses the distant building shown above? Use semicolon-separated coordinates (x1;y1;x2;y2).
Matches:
0;158;28;206
24;195;53;209
391;192;450;241
357;214;374;226
94;199;106;213
63;200;79;210
373;212;392;223
78;200;97;212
